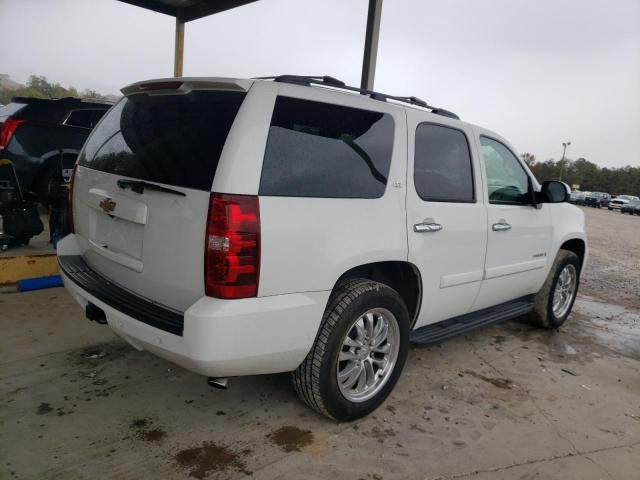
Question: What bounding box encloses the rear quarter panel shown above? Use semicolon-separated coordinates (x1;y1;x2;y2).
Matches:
219;82;409;297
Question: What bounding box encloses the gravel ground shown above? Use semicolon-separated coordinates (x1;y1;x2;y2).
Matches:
578;206;640;309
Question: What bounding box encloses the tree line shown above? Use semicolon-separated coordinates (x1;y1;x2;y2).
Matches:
522;154;639;196
0;74;109;105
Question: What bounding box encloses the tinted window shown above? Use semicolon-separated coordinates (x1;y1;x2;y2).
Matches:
480;136;529;204
259;96;394;198
65;108;107;129
414;123;474;202
78;91;245;191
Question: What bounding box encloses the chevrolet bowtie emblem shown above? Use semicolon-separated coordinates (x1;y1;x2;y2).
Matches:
99;198;116;214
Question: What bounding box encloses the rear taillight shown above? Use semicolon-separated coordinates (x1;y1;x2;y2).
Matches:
68;164;77;233
0;119;25;150
205;193;260;299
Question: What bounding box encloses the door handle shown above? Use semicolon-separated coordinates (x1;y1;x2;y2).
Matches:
414;221;443;233
492;220;512;232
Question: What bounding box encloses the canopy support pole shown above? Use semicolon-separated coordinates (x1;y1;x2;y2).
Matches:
174;8;185;77
360;0;382;90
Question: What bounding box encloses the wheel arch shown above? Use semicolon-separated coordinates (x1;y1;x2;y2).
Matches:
39;148;80;167
332;261;422;328
31;149;80;199
559;238;586;272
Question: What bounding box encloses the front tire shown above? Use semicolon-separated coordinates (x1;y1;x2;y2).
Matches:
529;250;580;329
292;279;410;421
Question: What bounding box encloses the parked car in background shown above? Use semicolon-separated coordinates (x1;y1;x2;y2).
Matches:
620;200;640;215
0;97;111;206
58;75;587;421
608;195;640;211
569;191;588;205
583;192;611;208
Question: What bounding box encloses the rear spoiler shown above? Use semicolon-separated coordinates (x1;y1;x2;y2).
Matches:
121;77;251;96
11;96;113;107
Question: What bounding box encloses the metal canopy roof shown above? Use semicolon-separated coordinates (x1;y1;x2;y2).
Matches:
117;0;260;22
115;0;382;90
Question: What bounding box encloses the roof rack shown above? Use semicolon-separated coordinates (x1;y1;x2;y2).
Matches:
254;75;460;120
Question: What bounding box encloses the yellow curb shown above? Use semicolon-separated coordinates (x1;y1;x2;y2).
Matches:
0;254;60;285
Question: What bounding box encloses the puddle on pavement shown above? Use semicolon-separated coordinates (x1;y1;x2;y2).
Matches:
130;418;167;443
487;298;640;364
174;442;252;478
36;402;52;415
567;299;640;361
69;341;131;367
267;426;314;452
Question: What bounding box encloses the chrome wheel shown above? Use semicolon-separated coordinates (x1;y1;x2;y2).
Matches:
552;264;577;318
337;308;400;403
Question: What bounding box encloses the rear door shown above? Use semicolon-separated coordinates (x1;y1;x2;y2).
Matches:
72;82;248;311
406;111;487;328
472;130;552;310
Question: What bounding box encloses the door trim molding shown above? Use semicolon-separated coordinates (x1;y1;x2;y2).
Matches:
484;258;546;280
440;270;484;288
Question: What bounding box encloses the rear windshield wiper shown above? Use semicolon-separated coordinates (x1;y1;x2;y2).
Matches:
117;179;186;197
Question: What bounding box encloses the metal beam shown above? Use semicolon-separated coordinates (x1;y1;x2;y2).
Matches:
117;0;176;16
182;0;259;22
174;8;185;77
116;0;260;22
360;0;382;90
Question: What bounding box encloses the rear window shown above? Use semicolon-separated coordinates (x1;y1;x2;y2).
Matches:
78;91;246;191
259;96;394;198
0;103;26;120
414;123;474;203
64;108;108;129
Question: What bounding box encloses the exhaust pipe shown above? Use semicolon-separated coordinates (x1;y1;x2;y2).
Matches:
207;377;228;390
86;303;107;325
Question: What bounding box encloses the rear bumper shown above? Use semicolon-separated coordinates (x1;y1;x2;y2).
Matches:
57;234;330;377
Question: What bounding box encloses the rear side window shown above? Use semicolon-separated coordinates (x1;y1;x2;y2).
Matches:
414;123;474;202
78;91;246;191
259;96;394;198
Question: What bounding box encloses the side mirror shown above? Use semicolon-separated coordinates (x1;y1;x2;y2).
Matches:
540;180;570;203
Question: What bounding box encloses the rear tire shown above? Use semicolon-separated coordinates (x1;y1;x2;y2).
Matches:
34;163;62;208
292;279;410;421
528;250;580;329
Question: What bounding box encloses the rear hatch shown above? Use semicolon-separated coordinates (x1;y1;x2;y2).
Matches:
72;80;248;311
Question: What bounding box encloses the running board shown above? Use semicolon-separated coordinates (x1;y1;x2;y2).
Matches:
410;296;535;346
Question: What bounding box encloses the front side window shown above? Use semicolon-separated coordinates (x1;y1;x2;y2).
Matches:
480;136;530;205
259;96;394;198
414;123;474;202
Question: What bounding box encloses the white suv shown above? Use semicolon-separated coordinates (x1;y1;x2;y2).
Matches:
58;75;587;421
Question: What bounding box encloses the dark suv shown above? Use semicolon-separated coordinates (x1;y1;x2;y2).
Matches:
583;191;611;208
0;97;111;206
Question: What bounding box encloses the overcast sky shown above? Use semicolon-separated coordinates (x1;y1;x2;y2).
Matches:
1;0;639;167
